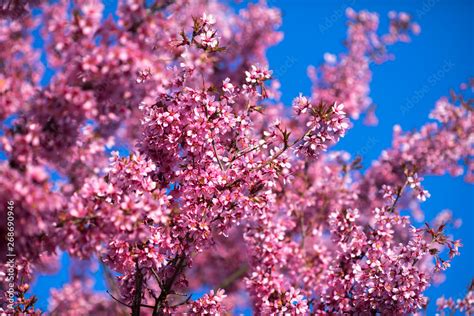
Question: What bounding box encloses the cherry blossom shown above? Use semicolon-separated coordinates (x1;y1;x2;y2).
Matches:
0;1;471;315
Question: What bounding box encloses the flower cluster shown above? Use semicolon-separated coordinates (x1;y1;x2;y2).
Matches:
322;205;431;313
407;173;431;201
189;289;227;315
0;0;41;18
47;279;123;315
436;280;474;315
59;152;173;306
0;2;472;315
245;64;272;86
0;16;40;120
177;12;223;53
309;8;420;122
295;100;349;158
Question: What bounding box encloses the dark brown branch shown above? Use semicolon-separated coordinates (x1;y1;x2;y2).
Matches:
388;180;408;212
216;264;248;290
169;294;192;308
153;254;187;315
131;260;144;316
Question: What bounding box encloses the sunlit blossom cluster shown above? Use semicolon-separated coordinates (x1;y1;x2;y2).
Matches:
0;1;472;315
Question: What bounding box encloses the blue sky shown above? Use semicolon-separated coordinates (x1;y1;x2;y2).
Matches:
28;0;473;314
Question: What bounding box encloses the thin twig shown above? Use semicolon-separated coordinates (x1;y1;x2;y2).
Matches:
212;140;225;171
107;291;131;308
150;267;161;286
169;294;192;308
388;180;408;212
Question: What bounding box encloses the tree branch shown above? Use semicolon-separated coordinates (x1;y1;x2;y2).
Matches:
153;254;187;315
216;264;248;290
131;260;144;316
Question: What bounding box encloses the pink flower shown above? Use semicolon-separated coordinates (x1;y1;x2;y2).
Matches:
200;30;219;49
0;3;470;315
201;13;216;26
245;64;272;85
